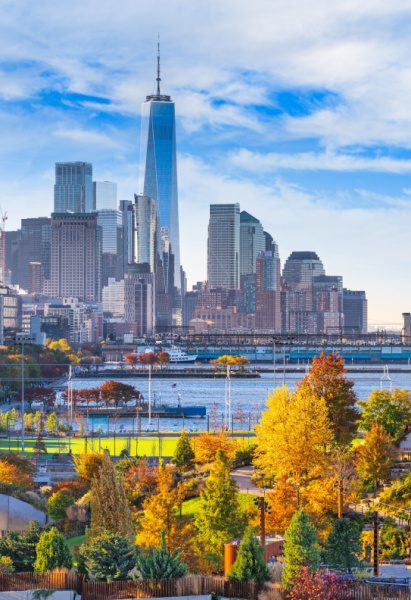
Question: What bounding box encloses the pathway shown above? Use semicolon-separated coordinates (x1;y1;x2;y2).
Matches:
231;465;264;496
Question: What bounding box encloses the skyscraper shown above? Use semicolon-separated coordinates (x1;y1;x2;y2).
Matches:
240;211;265;276
50;213;101;302
139;45;180;290
54;162;93;213
93;181;117;210
208;204;240;289
134;194;160;271
97;209;123;287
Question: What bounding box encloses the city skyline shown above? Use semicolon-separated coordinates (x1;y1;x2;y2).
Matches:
2;2;411;327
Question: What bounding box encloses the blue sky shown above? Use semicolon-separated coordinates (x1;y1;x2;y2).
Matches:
2;0;411;328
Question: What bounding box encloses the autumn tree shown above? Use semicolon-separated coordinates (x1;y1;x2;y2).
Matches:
47;490;75;521
0;462;33;490
157;352;170;369
45;412;58;433
89;452;134;543
265;476;299;535
77;387;101;409
193;432;237;464
74;453;106;483
300;352;358;446
124;353;140;369
255;385;332;484
359;388;411;443
100;380;142;408
139;352;158;367
172;429;195;472
137;464;197;570
356;422;396;490
282;509;320;589
0;453;36;477
16;387;56;410
288;568;357;600
195;451;248;568
123;461;158;506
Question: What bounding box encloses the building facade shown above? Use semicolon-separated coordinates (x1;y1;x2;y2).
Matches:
54;162;93;213
240;211;265;277
343;289;367;334
208;204;240;289
93;181;117;210
50;213;101;302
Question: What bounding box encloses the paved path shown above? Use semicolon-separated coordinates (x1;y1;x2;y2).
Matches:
231;465;264;496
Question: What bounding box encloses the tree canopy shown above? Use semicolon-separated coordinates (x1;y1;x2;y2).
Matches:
228;527;270;583
282;509;320;589
358;388;411;443
299;352;358;446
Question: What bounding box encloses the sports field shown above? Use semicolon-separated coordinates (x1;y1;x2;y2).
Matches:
0;434;255;457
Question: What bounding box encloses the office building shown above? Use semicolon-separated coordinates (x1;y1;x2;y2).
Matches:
139;47;181;289
0;285;22;345
134;194;160;271
93;181;117;210
240;211;265;276
124;263;155;337
208;204;240;289
255;242;281;331
8;218;51;290
97;209;123;287
282;251;325;285
102;278;125;317
28;262;42;294
54;162;93;213
50;213;101;302
343;289;367;334
119;200;134;274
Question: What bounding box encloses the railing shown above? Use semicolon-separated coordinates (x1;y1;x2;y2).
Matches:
1;574;411;600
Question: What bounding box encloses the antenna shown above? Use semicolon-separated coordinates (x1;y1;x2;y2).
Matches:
156;33;161;96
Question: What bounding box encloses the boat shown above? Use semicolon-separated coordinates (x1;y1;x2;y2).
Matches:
168;346;198;363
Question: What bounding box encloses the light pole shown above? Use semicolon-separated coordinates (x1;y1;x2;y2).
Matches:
13;333;35;456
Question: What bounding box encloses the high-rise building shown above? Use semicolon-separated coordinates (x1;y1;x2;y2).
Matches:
28;262;42;294
54;162;93;213
282;251;325;285
255;241;281;331
240;211;265;276
134;194;160;271
208;204;240;289
50;213;101;302
93;181;117;210
97;209;123;287
9;218;51;290
119;200;134;274
343;289;367;334
139;46;180;289
124;263;155;336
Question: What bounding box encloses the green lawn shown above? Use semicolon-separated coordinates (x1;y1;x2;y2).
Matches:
0;434;255;457
181;492;255;518
66;534;85;553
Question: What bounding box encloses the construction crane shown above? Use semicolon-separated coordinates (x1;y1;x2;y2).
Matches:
0;206;8;284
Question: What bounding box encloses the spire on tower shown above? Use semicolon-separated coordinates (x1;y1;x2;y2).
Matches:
156;33;161;96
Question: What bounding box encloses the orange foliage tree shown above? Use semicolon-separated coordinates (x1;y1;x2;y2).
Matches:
100;380;143;407
193;433;237;464
74;453;106;483
123;461;158;505
299;352;359;447
0;462;33;490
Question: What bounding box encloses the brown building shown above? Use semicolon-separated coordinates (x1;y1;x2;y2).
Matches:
28;262;42;294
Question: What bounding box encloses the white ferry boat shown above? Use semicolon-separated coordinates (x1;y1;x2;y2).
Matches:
168;346;198;363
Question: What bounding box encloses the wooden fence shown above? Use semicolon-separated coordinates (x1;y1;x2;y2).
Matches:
1;574;411;600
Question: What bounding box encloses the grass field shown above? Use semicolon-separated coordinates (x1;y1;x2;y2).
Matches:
0;434;255;457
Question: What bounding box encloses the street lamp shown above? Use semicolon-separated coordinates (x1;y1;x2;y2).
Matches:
13;333;35;456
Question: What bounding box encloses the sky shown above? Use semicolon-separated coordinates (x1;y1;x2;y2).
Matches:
1;0;411;329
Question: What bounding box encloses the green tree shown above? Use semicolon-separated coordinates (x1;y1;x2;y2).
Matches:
171;429;195;472
45;412;58;433
300;351;358;446
34;527;72;573
136;531;187;579
81;532;136;581
47;490;74;521
0;556;13;574
325;518;362;573
359;389;411;443
0;520;43;572
228;527;270;583
282;509;320;589
89;452;134;543
195;451;248;566
356;422;396;490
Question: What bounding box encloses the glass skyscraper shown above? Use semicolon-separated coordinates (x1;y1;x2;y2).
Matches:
54;162;93;213
139;54;180;290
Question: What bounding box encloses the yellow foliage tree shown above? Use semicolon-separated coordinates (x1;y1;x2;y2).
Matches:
255;386;333;484
265;475;298;535
136;465;199;571
74;453;105;483
193;433;237;464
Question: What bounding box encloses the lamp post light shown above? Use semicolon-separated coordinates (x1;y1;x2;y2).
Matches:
13;334;35;456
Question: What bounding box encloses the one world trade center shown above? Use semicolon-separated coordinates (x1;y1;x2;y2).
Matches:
139;44;181;293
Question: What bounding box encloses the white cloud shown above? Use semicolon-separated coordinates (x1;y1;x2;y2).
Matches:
230;149;411;174
53;127;121;148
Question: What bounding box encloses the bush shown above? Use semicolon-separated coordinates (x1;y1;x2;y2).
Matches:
47;490;74;521
232;443;257;468
34;527;72;573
